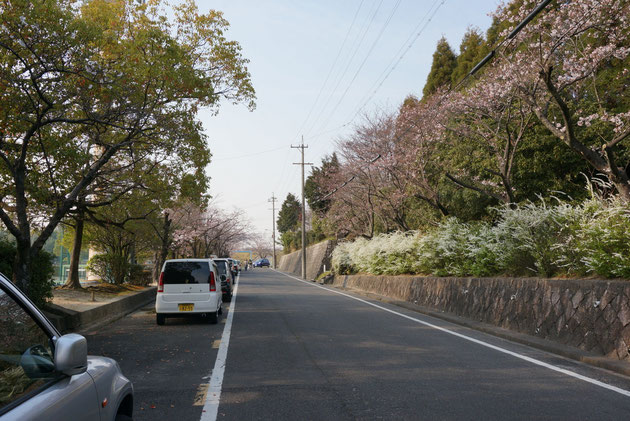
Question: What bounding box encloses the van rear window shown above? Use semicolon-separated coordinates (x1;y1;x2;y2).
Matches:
163;262;210;284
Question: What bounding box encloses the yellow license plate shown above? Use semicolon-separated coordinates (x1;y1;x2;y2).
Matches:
178;303;194;312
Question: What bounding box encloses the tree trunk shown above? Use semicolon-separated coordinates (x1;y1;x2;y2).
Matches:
152;251;160;284
153;212;171;283
13;239;32;294
129;234;136;265
616;181;630;202
64;212;85;290
11;165;34;294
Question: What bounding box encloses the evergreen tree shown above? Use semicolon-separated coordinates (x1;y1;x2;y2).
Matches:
451;28;485;86
422;37;457;99
483;17;502;53
305;153;340;214
277;193;301;234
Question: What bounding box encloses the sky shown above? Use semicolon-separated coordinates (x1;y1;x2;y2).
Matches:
195;0;501;240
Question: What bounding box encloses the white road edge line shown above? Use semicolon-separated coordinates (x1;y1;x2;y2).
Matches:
200;273;240;421
274;269;630;398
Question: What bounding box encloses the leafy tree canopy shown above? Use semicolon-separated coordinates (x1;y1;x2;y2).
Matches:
0;0;255;296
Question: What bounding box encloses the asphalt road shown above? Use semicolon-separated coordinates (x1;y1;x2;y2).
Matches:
84;296;225;420
86;268;630;420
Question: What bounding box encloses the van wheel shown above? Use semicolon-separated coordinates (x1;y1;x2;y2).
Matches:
156;314;166;325
208;308;219;324
218;305;223;315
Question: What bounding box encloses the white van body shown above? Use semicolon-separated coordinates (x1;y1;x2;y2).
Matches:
155;258;222;324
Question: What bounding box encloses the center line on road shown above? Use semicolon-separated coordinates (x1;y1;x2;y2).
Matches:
274;270;630;398
200;274;239;421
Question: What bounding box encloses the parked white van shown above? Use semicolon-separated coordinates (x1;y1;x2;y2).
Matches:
155;258;222;325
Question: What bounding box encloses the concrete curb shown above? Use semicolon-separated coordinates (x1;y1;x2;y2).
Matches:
44;287;156;334
329;285;630;378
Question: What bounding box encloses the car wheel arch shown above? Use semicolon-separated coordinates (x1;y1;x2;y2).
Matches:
115;393;133;420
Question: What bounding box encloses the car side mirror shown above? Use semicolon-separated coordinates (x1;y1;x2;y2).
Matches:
54;334;88;376
20;344;56;379
220;274;227;282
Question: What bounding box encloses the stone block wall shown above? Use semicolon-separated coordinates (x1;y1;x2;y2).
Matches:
332;275;630;361
278;240;334;280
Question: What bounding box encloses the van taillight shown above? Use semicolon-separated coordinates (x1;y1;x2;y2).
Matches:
209;272;216;292
158;272;164;293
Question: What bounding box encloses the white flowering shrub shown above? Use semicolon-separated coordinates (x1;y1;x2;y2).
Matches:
493;201;571;276
553;196;630;278
332;232;422;275
331;241;354;275
332;194;630;280
365;232;421;275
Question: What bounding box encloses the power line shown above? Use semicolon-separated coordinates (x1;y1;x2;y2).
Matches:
303;0;445;146
316;0;554;203
347;0;445;125
272;146;294;197
302;0;384;139
291;0;366;144
275;1;376;198
214;145;286;161
308;0;404;142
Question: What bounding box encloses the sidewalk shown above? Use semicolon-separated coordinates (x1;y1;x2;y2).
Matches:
45;283;156;334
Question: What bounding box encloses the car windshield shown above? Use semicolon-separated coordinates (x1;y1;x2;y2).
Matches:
162;262;210;284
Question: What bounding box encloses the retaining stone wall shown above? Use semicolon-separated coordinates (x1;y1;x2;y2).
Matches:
332;275;630;361
278;240;334;280
45;287;156;333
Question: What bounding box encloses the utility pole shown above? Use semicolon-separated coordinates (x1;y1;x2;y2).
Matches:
292;137;312;279
268;193;278;269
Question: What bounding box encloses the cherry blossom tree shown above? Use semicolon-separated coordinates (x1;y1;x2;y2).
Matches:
445;67;535;204
170;202;252;259
395;93;451;216
493;0;630;200
338;112;413;232
248;233;274;260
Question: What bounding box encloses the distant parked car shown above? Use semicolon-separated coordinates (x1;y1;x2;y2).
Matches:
213;259;234;302
155;259;222;325
0;273;134;421
253;258;270;268
226;258;238;281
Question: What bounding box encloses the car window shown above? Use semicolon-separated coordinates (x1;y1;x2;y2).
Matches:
215;262;227;276
163;262;210;284
0;287;57;411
